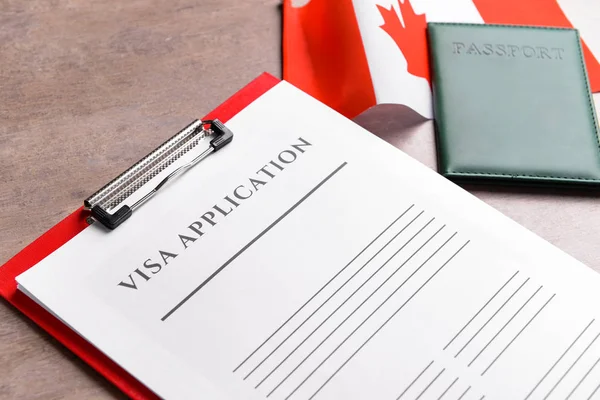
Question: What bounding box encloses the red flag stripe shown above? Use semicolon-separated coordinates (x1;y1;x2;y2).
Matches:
472;0;600;92
283;0;377;118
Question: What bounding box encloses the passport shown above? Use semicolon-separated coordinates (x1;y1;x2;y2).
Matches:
428;23;600;187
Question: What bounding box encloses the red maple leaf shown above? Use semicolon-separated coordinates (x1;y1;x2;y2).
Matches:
376;0;430;84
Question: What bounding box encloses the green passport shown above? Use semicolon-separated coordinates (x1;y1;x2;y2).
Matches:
428;23;600;187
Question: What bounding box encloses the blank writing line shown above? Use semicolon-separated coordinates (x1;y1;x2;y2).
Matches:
242;209;424;379
232;205;414;373
264;224;443;395
415;368;445;400
256;217;436;388
544;330;600;399
469;285;542;367
286;233;457;399
482;294;556;376
161;162;348;321
396;360;434;400
437;377;459;400
525;319;595;400
455;277;530;358
588;381;600;400
444;271;519;351
303;240;469;400
566;355;600;399
457;386;471;400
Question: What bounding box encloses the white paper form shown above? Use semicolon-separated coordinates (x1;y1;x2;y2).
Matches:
17;82;600;400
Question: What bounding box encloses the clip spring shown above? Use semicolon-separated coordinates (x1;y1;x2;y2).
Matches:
84;119;233;230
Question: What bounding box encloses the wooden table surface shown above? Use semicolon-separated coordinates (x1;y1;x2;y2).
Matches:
0;1;281;398
1;1;599;399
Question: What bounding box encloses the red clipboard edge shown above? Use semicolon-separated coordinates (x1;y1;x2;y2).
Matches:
0;72;280;400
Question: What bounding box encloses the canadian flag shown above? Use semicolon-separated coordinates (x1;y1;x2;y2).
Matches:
283;0;600;118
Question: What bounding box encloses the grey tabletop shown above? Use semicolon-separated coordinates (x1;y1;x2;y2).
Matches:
1;1;281;398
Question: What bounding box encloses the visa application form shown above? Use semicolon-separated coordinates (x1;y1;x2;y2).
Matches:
17;82;600;400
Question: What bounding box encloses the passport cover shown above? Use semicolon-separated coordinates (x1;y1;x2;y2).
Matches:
428;23;600;187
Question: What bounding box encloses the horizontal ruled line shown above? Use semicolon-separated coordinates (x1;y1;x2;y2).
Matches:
161;162;348;321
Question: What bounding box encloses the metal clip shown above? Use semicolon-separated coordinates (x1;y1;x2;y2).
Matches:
84;119;233;230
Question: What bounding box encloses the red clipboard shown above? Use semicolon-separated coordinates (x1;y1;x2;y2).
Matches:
0;73;280;400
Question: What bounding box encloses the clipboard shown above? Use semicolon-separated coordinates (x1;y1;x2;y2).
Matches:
0;72;280;400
